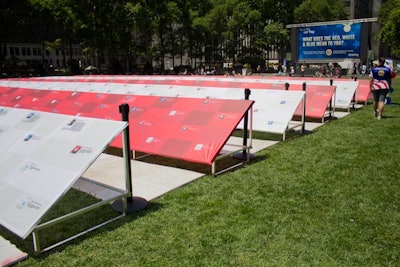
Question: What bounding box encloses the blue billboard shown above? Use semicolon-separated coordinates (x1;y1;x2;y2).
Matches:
298;23;361;60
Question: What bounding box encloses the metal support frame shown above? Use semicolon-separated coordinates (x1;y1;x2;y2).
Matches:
328;79;334;120
212;104;254;176
283;83;306;141
324;83;336;122
31;141;130;253
233;88;256;161
32;186;128;253
284;121;303;141
30;104;144;254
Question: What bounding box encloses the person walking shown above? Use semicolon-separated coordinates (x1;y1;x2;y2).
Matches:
300;64;306;77
369;57;393;119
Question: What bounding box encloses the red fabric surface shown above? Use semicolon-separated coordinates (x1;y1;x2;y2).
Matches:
0;86;253;165
285;85;336;119
3;76;340;120
356;79;372;102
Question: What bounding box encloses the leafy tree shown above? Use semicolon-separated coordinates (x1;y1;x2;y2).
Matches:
140;0;173;70
224;0;255;63
126;1;155;70
257;22;289;64
293;0;348;23
29;0;81;72
272;0;305;26
0;1;37;68
45;38;67;68
3;0;321;73
192;0;263;68
378;0;400;57
61;0;117;71
192;3;225;66
163;2;183;69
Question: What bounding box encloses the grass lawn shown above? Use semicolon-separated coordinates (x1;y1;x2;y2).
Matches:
2;78;400;266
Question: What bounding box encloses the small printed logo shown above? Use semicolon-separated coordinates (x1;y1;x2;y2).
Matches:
24;134;33;141
325;49;333;56
23;134;41;142
71;145;82;153
20;161;40;172
70;145;93;154
23;112;39;122
138;121;152;126
16;197;42;210
194;144;203;151
67;119;76;126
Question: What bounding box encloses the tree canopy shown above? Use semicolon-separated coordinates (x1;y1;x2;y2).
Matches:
293;0;348;23
9;0;399;74
378;0;400;57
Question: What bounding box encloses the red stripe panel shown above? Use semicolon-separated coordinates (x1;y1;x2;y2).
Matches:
356;80;372;102
2;76;336;119
0;87;253;165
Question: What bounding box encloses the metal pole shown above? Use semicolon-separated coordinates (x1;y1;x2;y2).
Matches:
242;88;251;157
120;103;133;198
329;79;333;120
233;88;255;160
302;83;306;134
285;83;289;90
112;103;147;213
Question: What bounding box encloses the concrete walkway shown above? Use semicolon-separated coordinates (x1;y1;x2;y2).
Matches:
74;136;279;201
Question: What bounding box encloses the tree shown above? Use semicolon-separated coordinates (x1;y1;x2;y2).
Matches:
257;22;289;64
293;0;348;23
163;2;184;69
378;0;400;57
192;0;264;68
270;0;305;26
192;2;228;66
0;1;35;69
125;1;155;71
29;0;80;72
4;0;310;73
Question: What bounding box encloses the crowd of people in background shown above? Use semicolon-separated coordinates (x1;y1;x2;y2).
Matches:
176;62;366;78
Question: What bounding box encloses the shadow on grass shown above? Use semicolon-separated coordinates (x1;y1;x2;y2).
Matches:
0;146;267;257
105;138;268;176
387;102;400;106
0;130;286;258
0;190;165;258
381;115;397;119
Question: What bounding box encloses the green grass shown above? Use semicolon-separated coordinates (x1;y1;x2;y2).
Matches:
2;78;400;266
